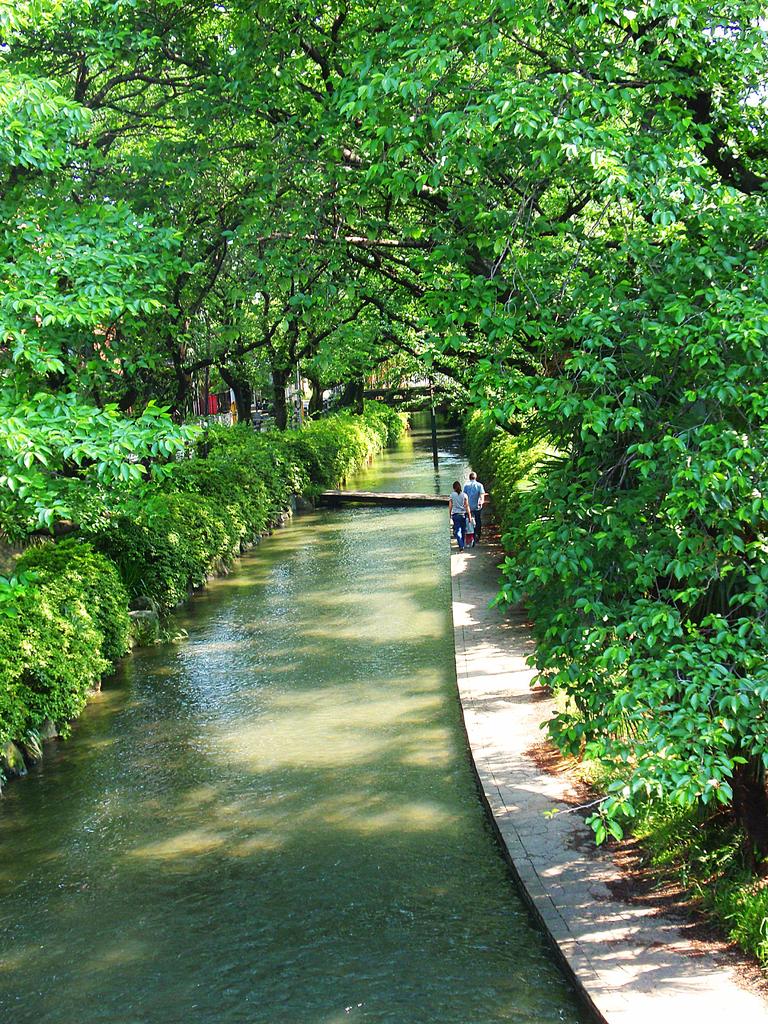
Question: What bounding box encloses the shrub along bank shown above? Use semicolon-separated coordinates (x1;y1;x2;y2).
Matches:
87;403;404;611
466;410;768;969
0;403;404;786
463;410;551;546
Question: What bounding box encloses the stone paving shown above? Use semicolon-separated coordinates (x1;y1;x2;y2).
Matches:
450;538;768;1023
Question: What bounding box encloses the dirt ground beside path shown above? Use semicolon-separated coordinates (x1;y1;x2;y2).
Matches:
525;736;768;1000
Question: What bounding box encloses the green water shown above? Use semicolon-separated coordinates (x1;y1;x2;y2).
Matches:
347;418;467;496
0;424;589;1024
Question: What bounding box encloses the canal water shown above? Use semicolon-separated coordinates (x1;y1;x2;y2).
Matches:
0;421;589;1024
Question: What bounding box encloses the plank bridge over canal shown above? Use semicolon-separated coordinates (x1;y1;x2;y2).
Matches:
318;490;446;507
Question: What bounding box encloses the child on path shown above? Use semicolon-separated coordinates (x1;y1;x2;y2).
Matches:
465;514;475;547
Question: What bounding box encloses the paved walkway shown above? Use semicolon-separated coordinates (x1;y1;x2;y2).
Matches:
450;537;768;1023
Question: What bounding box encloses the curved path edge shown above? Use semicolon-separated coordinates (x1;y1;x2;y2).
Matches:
449;537;768;1023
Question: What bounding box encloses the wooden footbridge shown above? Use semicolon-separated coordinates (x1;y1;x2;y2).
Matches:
318;490;446;507
362;385;432;403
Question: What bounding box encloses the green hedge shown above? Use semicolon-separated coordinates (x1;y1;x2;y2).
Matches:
87;404;400;610
0;404;402;766
359;401;407;447
464;410;552;544
283;403;405;488
0;539;130;749
16;538;131;661
89;492;246;610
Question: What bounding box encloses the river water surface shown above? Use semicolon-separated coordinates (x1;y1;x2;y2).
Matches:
0;422;589;1024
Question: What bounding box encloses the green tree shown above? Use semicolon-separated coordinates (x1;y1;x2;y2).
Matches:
336;0;768;855
0;8;197;535
10;0;768;867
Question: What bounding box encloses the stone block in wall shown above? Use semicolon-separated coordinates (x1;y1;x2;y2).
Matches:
38;719;59;741
1;741;28;779
129;609;161;647
21;732;43;764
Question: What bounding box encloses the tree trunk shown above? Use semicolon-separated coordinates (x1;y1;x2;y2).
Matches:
271;367;290;430
339;378;364;413
732;757;768;869
172;370;192;421
117;385;138;413
308;373;324;416
167;328;191;422
219;365;253;424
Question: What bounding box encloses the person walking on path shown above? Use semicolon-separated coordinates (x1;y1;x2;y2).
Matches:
463;472;485;544
449;481;473;551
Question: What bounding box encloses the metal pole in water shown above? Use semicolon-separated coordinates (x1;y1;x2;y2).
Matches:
429;379;439;468
296;363;304;427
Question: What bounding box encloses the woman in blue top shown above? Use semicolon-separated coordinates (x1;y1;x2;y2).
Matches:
448;480;473;551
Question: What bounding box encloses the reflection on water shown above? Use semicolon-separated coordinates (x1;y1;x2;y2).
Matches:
0;424;589;1024
348;414;468;496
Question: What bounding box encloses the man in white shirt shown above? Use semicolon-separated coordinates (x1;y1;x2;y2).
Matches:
463;472;485;545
